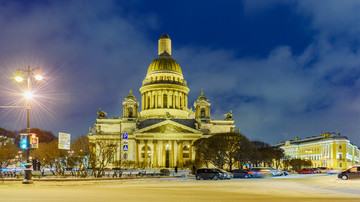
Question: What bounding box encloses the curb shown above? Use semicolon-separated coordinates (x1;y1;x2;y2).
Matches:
2;176;182;182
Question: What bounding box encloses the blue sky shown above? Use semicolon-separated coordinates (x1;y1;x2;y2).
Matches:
1;0;360;146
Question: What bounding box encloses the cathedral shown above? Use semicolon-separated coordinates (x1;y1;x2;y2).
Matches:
88;34;235;168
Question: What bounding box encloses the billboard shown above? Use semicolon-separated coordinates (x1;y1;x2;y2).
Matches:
58;132;71;150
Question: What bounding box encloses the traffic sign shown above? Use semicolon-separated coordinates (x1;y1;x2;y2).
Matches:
123;133;128;139
30;133;38;149
20;133;28;150
123;144;129;153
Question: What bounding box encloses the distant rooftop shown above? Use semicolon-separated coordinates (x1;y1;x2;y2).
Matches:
276;132;350;146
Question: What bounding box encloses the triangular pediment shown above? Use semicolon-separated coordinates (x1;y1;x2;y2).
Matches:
135;120;201;134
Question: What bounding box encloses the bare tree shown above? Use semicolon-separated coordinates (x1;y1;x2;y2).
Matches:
89;138;118;178
250;141;284;168
0;139;18;172
235;136;257;169
272;147;285;169
194;132;254;170
31;140;68;176
69;135;90;177
289;158;312;171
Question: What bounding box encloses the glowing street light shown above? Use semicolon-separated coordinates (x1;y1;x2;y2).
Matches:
15;75;24;82
14;66;43;184
34;74;43;81
23;91;33;100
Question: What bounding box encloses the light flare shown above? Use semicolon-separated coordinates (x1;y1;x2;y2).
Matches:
34;74;43;81
15;75;24;82
23;91;33;100
1;59;70;133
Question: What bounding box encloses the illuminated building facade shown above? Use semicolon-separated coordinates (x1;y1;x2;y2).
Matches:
276;132;360;170
88;34;235;168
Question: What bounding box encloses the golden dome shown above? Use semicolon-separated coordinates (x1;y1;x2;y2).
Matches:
147;54;182;74
197;89;208;101
126;90;136;100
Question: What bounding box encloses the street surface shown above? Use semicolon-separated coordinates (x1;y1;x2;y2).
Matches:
1;174;360;201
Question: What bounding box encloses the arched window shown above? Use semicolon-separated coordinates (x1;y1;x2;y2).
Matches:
129;107;133;117
163;94;167;108
200;108;206;118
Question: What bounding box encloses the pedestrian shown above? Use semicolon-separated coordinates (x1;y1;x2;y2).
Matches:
175;166;178;174
192;165;196;175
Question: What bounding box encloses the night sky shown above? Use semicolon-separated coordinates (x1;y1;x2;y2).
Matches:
1;0;360;146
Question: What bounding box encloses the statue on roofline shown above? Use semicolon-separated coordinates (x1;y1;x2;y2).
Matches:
166;112;173;119
97;108;107;119
224;110;233;120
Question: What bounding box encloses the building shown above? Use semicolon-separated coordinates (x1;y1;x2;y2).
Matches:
276;132;360;170
88;34;235;169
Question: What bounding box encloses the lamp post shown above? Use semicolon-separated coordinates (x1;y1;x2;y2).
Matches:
15;66;43;184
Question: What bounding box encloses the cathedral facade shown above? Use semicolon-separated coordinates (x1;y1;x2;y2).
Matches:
88;34;235;168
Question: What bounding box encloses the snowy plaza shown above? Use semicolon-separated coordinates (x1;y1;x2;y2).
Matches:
1;174;360;201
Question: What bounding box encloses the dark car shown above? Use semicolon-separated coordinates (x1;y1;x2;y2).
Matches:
230;169;249;178
248;167;276;178
338;166;360;180
195;168;233;180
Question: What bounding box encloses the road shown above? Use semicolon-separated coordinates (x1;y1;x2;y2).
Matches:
1;174;360;201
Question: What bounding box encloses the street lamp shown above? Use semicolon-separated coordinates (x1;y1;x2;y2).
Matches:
15;66;43;184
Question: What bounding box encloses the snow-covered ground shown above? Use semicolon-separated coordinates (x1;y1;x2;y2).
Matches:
1;174;359;201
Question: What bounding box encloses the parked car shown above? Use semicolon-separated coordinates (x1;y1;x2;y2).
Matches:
298;168;315;174
248;167;276;178
195;168;233;180
324;168;339;174
272;168;286;176
230;169;249;178
338;166;360;180
276;169;288;176
310;168;322;173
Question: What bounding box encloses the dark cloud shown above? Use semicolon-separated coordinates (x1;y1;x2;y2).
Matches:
0;0;154;136
1;0;360;147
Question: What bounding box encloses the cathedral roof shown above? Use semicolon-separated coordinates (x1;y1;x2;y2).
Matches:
137;118;197;130
147;56;182;74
